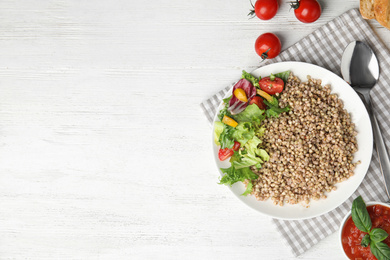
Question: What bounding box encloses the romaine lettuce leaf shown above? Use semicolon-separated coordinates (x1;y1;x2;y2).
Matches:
230;136;269;169
241;70;260;88
219;125;235;149
264;96;290;118
214;121;224;145
231;122;255;146
218;96;233;121
219;165;259;196
233;104;265;123
242;181;253;196
273;71;290;83
219;165;257;187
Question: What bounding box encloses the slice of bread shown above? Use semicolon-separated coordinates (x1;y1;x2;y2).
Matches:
374;0;390;29
360;0;375;19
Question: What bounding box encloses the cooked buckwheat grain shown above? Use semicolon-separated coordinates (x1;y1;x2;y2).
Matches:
250;73;359;206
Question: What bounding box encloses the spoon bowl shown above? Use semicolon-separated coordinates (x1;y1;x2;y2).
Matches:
341;41;379;89
341;41;390;200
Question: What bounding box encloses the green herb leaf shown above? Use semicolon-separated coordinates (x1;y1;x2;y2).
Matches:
361;234;371;247
371;228;389;243
351;196;372;233
370;241;390;260
270;73;275;81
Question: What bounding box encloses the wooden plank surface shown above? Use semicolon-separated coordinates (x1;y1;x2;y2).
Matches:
0;0;389;259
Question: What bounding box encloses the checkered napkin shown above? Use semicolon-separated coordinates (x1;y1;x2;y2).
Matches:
201;8;390;256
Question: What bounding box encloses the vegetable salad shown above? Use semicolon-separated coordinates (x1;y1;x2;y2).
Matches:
214;70;290;195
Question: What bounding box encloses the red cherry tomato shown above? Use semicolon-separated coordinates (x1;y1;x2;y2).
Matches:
232;141;240;151
291;0;321;23
255;33;281;60
249;96;266;110
218;148;234;161
259;77;284;95
218;141;240;161
249;0;279;20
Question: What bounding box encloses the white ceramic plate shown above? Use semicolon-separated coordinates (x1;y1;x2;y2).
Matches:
212;61;373;220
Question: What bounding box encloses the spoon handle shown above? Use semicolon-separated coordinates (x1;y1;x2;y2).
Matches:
367;102;390;200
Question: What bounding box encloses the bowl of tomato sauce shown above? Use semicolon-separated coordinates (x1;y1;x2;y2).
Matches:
339;201;390;260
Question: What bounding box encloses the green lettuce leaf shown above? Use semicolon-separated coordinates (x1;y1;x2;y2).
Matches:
214;121;224;145
273;71;290;83
233;104;265;123
219;125;235;149
241;70;260;88
242;181;253;196
264;96;290;118
218;96;233;122
231;122;255;146
231;136;269;169
219;165;257;186
256;126;266;137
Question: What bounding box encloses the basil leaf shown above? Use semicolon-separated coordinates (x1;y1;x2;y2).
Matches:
370;241;390;260
361;234;371;247
371;228;389;243
351;196;372;233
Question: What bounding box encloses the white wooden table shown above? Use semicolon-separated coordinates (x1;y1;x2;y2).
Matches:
1;0;389;259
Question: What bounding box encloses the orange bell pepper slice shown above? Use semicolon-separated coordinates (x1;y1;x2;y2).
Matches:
222;115;238;128
233;88;248;102
257;89;273;102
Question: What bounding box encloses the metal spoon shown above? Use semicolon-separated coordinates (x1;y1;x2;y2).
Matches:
341;41;390;200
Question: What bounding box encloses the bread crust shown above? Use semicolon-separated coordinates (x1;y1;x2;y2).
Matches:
360;0;390;29
374;0;390;29
374;0;388;24
360;0;375;19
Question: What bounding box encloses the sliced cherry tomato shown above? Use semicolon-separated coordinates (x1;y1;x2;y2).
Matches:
232;141;240;151
255;33;281;60
218;147;234;161
249;96;266;110
291;0;321;23
259;76;284;95
249;0;279;20
218;141;240;161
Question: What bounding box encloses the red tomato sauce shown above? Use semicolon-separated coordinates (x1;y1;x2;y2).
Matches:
342;205;390;260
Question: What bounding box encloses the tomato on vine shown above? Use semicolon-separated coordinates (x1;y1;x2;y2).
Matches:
248;0;279;20
290;0;321;23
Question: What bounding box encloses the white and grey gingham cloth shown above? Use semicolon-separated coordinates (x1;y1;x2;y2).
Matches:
201;8;390;256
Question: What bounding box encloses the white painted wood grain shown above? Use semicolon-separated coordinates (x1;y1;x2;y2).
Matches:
0;0;389;259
